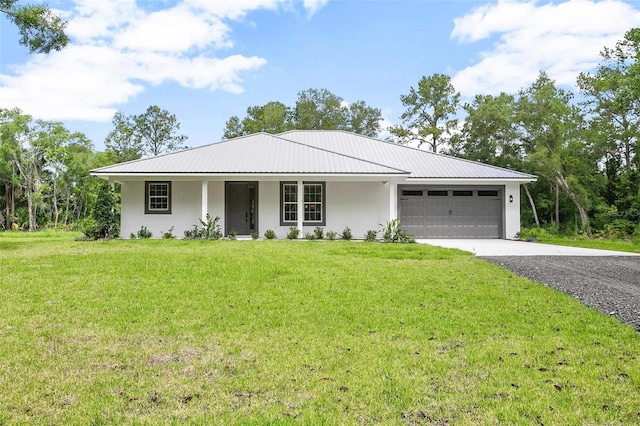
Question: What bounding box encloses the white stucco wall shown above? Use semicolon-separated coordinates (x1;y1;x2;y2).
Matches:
256;181;390;239
504;181;522;239
207;181;225;233
121;181;202;238
119;178;523;239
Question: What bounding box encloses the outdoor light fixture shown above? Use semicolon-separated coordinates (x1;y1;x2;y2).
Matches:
509;195;514;203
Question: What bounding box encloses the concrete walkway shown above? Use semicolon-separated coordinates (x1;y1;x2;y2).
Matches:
417;239;640;256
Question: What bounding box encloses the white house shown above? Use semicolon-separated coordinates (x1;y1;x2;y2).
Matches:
91;130;536;239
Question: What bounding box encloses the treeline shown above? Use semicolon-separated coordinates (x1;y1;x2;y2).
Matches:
1;29;638;238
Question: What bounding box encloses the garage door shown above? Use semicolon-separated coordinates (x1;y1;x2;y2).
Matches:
399;187;503;238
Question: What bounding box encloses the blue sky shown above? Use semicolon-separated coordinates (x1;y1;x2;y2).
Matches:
1;0;639;151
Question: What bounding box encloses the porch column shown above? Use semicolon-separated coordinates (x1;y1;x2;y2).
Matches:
201;180;208;220
389;181;397;221
297;180;303;237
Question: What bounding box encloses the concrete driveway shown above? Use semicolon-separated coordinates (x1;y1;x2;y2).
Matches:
418;239;640;256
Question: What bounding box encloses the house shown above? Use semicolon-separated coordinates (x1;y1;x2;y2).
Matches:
91;130;536;239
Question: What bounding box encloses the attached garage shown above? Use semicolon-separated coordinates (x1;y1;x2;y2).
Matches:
399;186;503;238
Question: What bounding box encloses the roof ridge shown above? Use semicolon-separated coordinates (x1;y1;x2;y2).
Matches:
279;130;535;179
271;133;410;174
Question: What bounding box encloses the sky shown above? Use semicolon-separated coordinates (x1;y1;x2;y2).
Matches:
1;0;639;151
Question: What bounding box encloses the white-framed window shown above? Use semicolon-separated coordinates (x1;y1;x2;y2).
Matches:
145;181;171;214
280;181;325;226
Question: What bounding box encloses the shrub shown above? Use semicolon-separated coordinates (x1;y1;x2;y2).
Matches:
380;219;413;243
364;230;378;241
129;233;136;239
264;229;276;240
183;226;202;240
251;232;259;240
200;214;223;240
228;228;238;239
326;230;337;240
137;226;153;239
84;182;118;240
305;232;316;240
287;226;300;240
341;226;352;241
313;226;324;240
79;217;98;240
161;226;175;239
183;214;222;240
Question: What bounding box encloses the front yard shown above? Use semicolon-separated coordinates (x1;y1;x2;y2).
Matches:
0;233;638;424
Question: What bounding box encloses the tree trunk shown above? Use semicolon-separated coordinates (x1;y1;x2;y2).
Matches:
556;173;591;237
26;187;36;231
523;184;540;227
4;183;10;229
53;180;59;226
555;182;560;226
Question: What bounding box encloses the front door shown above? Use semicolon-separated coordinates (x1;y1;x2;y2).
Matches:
225;182;258;235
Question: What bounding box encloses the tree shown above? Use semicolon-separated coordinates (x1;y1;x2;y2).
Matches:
0;108;29;229
222;88;383;138
223;102;292;139
0;0;68;53
390;73;460;152
105;106;188;161
344;100;382;137
293;88;346;131
135;105;188;156
516;73;598;235
451;93;520;168
105;112;143;163
90;181;118;239
577;28;640;214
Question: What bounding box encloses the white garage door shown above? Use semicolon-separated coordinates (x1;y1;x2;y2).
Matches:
399;187;503;238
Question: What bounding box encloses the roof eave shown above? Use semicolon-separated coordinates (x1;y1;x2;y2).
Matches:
90;171;410;181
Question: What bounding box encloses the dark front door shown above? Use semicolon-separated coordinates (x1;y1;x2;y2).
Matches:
225;182;257;235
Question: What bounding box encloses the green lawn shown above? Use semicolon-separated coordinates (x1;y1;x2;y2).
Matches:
519;229;640;254
1;233;639;424
532;236;640;254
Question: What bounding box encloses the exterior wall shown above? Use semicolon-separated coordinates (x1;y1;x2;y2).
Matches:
504;181;522;239
121;179;391;239
207;181;225;233
256;181;390;239
324;181;389;239
121;180;202;238
120;178;522;239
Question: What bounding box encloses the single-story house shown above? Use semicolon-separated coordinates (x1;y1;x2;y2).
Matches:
91;130;536;239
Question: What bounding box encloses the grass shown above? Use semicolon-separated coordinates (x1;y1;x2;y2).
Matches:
519;226;640;253
1;232;639;424
526;234;640;254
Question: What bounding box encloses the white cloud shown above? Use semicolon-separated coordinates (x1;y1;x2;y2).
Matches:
303;0;329;16
0;0;328;122
450;0;640;96
113;4;231;52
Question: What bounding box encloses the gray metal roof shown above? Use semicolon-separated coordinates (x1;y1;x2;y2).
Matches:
279;130;536;180
92;130;535;180
92;132;408;176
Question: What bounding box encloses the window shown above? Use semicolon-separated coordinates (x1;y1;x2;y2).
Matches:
478;190;499;197
452;190;473;197
402;190;423;196
280;181;325;226
427;190;448;196
145;181;171;214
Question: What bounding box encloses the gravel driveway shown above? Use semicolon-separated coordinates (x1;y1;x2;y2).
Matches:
482;256;640;331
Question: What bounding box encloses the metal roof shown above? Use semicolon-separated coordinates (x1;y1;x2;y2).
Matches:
279;130;536;180
92;130;535;181
91;132;408;176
